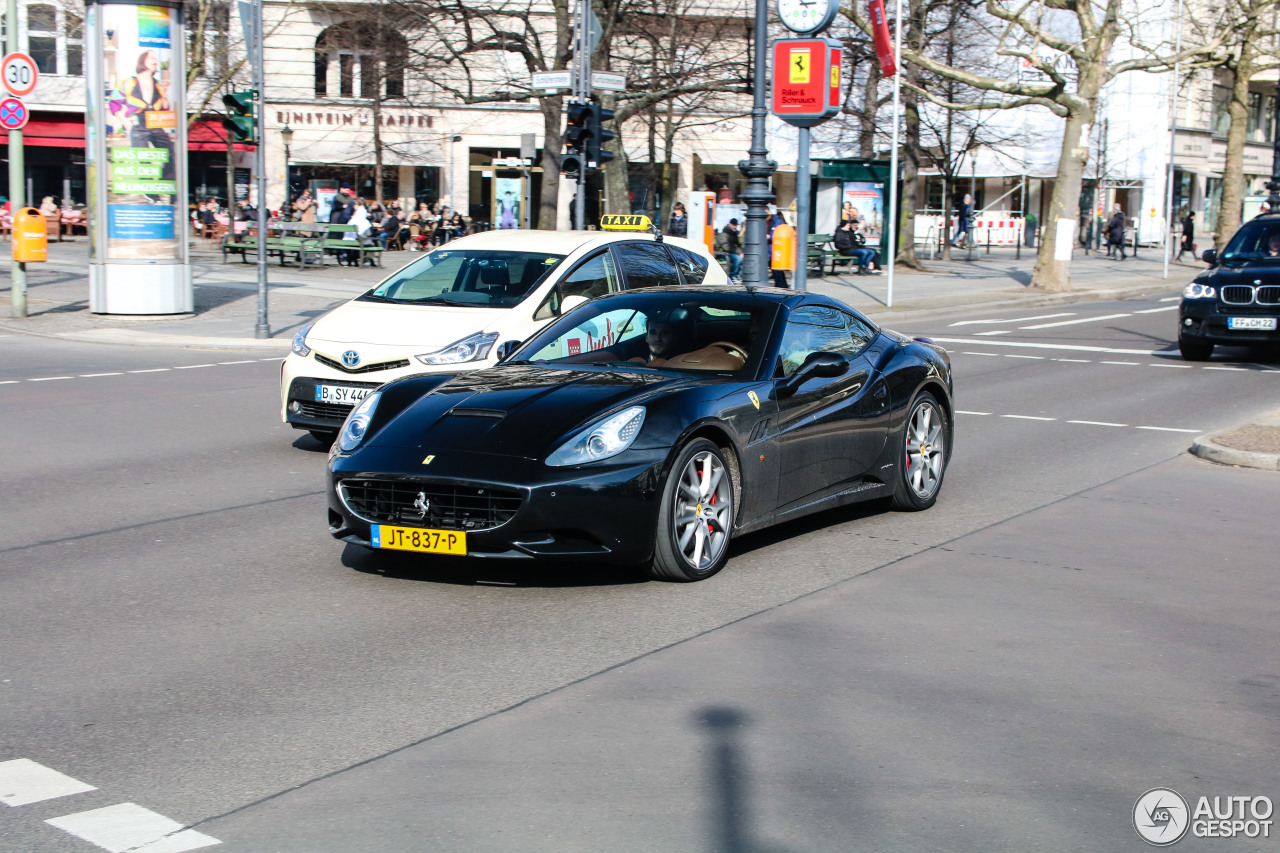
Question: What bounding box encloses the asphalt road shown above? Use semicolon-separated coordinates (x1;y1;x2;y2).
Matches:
1;292;1277;852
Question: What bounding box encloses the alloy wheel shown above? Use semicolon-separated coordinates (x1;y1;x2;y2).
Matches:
673;450;732;571
905;400;945;500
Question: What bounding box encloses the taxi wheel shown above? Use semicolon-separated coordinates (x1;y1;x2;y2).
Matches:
891;391;947;511
309;429;337;445
649;439;734;582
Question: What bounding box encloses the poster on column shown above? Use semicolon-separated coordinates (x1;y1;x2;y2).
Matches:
494;177;522;229
842;182;884;241
101;4;182;259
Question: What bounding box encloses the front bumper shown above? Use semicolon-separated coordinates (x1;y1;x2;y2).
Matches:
1180;301;1280;347
327;445;669;564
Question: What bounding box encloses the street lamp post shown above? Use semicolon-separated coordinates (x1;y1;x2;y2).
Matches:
281;124;293;218
737;0;777;287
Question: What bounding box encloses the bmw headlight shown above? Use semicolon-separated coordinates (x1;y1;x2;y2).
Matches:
416;332;499;365
291;324;313;357
1184;283;1216;299
338;391;381;452
547;406;646;467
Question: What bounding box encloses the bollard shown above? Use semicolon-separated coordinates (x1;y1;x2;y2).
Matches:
13;208;49;263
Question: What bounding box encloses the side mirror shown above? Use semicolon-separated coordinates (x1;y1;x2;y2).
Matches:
495;340;520;362
775;351;849;399
1201;248;1218;266
559;294;589;315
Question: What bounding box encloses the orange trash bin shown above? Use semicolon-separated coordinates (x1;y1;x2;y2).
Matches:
770;223;796;271
13;207;48;263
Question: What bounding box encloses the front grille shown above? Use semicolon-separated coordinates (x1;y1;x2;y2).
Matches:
316;353;411;374
340;480;523;532
1221;285;1255;305
1257;286;1280;306
297;401;355;422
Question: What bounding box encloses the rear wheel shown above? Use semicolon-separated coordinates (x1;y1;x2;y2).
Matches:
1178;332;1213;361
891;391;948;511
649;439;734;582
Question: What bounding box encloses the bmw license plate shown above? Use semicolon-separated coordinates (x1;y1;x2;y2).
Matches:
1227;316;1277;330
372;525;467;555
315;384;373;405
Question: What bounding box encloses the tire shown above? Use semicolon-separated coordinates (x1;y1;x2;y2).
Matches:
648;439;735;582
1178;333;1213;362
891;391;948;511
309;429;337;445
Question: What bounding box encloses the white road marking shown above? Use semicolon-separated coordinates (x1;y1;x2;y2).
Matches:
973;330;1012;336
217;360;256;365
1019;312;1132;329
1135;305;1179;314
28;376;74;382
1067;420;1128;427
1053;358;1092;362
1006;354;1045;360
1203;366;1247;372
949;312;1075;327
1136;426;1201;433
1001;414;1056;421
259;357;284;361
0;759;97;806
957;410;992;416
0;380;18;385
960;351;1000;357
80;372;124;377
1101;361;1140;366
929;337;1165;355
1150;363;1193;368
1159;296;1180;302
46;803;220;852
129;368;171;374
174;364;215;370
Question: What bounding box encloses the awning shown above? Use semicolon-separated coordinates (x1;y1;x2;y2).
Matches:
188;119;255;152
1;113;254;152
816;159;892;182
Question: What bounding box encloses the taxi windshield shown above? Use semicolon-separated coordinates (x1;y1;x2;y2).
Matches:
1220;221;1280;263
363;250;565;307
515;292;773;376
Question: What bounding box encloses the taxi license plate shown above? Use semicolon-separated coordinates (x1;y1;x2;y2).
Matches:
1227;316;1277;330
316;384;373;405
371;525;467;555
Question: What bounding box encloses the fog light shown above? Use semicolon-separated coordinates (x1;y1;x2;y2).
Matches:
1184;318;1193;326
289;400;302;413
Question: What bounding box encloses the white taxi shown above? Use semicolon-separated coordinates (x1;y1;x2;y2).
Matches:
280;221;727;440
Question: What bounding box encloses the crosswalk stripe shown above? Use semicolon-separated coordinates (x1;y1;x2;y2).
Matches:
45;803;221;853
0;759;97;807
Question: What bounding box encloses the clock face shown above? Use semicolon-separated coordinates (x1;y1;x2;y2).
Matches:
777;0;838;33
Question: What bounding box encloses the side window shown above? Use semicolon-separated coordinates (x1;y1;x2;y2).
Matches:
776;305;858;377
527;308;647;361
668;245;709;284
614;242;682;289
842;311;878;355
534;251;619;320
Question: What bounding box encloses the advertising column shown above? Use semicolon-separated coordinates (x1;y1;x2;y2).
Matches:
86;0;192;314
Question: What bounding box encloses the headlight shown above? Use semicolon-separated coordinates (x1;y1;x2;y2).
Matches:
416;332;499;365
546;406;646;466
291;324;313;357
338;391;381;452
1184;283;1216;299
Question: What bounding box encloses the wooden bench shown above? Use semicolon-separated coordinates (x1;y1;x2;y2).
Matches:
221;222;326;269
827;242;881;275
315;222;384;268
807;233;834;276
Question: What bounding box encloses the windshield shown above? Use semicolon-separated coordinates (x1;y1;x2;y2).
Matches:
1220;220;1280;263
515;291;774;376
363;249;565;307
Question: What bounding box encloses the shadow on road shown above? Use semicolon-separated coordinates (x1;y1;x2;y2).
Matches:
697;706;798;853
341;542;649;587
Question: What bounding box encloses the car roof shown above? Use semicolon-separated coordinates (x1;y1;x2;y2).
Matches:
436;228;710;255
585;283;824;305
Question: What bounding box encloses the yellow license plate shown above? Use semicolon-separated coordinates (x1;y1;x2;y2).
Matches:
371;525;467;555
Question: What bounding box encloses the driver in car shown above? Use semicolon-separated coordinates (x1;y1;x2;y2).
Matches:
634;308;748;370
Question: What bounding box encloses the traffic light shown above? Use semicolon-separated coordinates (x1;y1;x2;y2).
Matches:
561;151;582;176
564;102;590;158
587;104;615;167
221;90;256;144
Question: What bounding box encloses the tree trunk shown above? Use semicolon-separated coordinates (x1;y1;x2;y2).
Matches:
602;94;629;216
1031;104;1095;292
1216;54;1254;250
537;96;564;230
371;97;383;203
658;101;678;231
859;63;881;159
896;2;924;270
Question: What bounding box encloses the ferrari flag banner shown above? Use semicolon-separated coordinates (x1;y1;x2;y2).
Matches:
868;0;897;78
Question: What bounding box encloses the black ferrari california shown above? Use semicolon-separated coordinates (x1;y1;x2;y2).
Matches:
327;286;953;581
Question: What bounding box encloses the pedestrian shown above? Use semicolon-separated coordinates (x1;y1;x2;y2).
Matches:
1107;204;1127;260
715;218;744;281
951;193;972;247
766;206;789;288
1176;211;1196;262
377;209;405;248
293;189;316;222
668;202;688;238
343;202;371;266
833;218;878;275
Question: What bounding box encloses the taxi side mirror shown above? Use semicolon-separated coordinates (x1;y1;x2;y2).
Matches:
495;340;521;362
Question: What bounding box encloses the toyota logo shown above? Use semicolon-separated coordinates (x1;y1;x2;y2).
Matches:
342;350;361;367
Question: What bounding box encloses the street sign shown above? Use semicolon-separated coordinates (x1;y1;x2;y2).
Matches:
592;71;626;92
2;52;38;98
0;96;29;131
770;39;842;128
531;71;572;91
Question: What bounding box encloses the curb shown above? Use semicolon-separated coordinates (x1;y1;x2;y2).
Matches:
1190;435;1280;471
0;322;290;351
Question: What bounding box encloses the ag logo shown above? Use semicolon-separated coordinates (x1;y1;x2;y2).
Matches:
1134;788;1190;846
342;350;360;368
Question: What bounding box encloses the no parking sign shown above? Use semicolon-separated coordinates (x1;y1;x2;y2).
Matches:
0;96;29;131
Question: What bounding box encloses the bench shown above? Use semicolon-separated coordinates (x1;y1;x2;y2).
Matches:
220;222;383;268
821;234;881;275
315;222;384;268
807;233;834;277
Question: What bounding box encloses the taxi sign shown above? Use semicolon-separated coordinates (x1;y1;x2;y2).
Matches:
599;214;653;231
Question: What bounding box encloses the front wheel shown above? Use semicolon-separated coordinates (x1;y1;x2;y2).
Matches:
891;391;948;511
649;439;735;582
1178;333;1213;361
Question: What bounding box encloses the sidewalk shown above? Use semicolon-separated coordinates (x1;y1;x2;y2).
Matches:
1;235;1202;351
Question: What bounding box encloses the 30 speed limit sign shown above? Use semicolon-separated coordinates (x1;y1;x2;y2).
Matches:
2;53;38;98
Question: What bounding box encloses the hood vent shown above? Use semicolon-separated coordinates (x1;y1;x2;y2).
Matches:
449;407;507;420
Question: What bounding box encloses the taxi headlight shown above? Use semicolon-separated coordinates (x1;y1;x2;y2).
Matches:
547;406;646;466
291;324;313;357
338;392;381;452
416;332;499;365
1183;283;1216;299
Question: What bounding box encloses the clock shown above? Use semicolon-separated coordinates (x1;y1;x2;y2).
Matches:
777;0;839;34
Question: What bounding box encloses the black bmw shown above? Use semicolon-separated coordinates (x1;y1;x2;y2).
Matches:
327;286;954;581
1179;212;1280;360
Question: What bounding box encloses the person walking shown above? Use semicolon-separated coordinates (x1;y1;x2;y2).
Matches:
715;218;744;281
766;206;789;288
952;193;972;247
1176;211;1196;262
668;203;688;238
1107;204;1127;260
